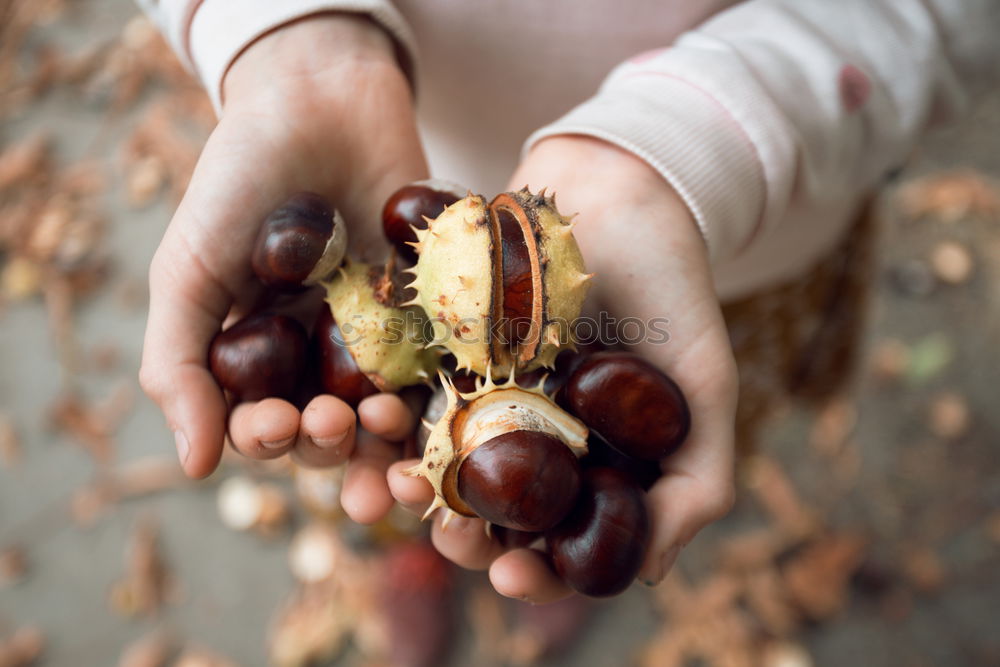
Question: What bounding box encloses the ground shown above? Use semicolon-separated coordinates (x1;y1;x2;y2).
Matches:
1;2;998;666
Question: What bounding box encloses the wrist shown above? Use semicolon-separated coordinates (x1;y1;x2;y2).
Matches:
223;13;405;111
519;136;702;247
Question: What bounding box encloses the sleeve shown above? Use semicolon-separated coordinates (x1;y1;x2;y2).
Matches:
524;0;1000;263
134;0;417;114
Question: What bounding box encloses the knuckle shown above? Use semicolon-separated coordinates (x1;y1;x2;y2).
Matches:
705;482;736;522
138;363;162;400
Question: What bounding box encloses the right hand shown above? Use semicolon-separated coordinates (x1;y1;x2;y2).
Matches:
140;14;424;523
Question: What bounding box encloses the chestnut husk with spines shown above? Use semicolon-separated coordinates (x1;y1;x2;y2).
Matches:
321;259;440;393
382;179;465;264
406;187;592;377
405;368;588;531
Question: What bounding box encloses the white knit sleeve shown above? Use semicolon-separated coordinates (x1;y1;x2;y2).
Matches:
526;0;999;263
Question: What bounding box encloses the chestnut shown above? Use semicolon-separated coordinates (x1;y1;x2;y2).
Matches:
382;179;464;262
456;430;582;532
208;313;308;402
312;306;378;407
251;192;347;291
582;433;662;491
563;351;690;461
546;467;649;597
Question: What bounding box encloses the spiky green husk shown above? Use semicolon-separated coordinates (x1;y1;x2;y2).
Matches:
322;260;439;391
404;367;588;528
407;188;592;377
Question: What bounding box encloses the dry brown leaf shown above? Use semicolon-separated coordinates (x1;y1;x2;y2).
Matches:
0;626;45;667
869;338;910;384
0;413;21;466
119;631;173;667
897;169;1000;223
901;546;946;594
743;568;800;637
716;529;793;572
172;647;238;667
0;133;51;192
744;456;823;539
71;457;188;526
0;546;28;588
268;584;350;667
781;533;867;621
927;391;971;440
0;257;43;301
809;398;857;457
110;516;173;617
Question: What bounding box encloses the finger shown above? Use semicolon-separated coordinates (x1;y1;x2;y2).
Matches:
430;514;504;571
386;458;434;516
140;125;294;478
291;394;357;468
638;393;737;584
357;392;418;442
227;398;300;460
340;429;398;524
489;548;574;604
141;247;232;479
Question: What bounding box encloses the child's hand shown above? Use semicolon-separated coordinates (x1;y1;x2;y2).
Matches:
139;14;425;521
389;136;737;601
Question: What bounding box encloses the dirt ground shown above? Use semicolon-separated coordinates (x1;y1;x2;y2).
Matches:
1;2;998;666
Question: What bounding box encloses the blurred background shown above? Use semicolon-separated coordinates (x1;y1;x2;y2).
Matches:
1;1;998;665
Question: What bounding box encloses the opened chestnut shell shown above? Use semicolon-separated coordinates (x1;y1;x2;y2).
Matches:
457;430;582;532
563;352;690;461
208;313;308;402
251;192;346;291
382;180;464;263
547;467;649;597
312;306;378;407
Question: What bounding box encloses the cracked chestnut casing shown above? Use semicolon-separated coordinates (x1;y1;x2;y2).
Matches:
320;260;440;392
406;188;592;377
405;369;589;529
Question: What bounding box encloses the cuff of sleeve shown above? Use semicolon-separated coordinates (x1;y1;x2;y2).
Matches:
187;0;417;114
525;73;767;262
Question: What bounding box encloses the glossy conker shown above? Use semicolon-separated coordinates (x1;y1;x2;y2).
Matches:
546;467;649;597
208;313;308;402
563;351;690;461
382;179;464;262
583;433;662;491
456;430;582;532
251;192;346;291
312;306;378;407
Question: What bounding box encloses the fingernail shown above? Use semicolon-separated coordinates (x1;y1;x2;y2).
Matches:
260;435;295;450
174;430;190;465
311;429;351;450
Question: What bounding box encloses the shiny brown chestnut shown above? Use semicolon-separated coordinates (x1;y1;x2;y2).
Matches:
582;433;662;491
312;306;378;407
251;192;347;291
382;179;464;262
456;430;582;532
208;313;308;402
563;351;690;461
546;467;650;597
